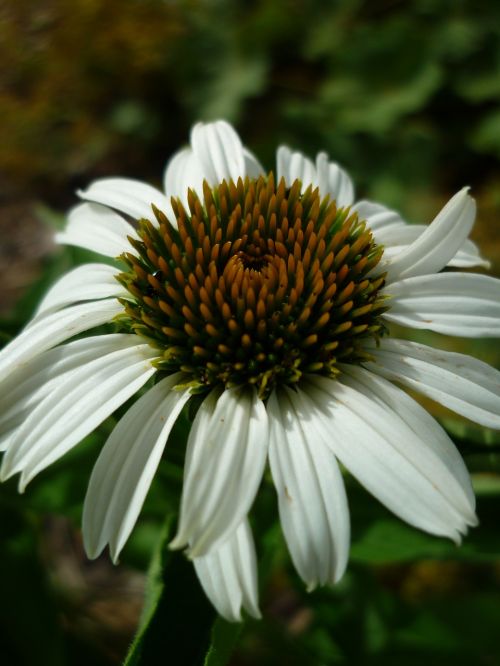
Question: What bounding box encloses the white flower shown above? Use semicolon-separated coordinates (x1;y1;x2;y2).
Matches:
1;120;499;622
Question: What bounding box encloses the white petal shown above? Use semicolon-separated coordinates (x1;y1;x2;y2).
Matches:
30;264;125;322
56;202;137;257
315;153;355;207
374;224;490;270
163;146;205;212
364;337;500;429
190;120;246;186
385;188;476;283
352;200;406;231
243;148;265;179
164;123;259;212
0;334;142;435
374;223;427;248
276;146;316;189
83;373;190;561
0;430;15;453
301;373;476;541
450;239;491;269
267;387;350;589
0;299;123;382
339;365;476;510
170;386;269;557
1;344;157;488
355;198;488;270
193;520;261;622
78;178;171;221
383;272;500;337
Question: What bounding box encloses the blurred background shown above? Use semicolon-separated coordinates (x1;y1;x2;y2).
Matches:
1;1;500;664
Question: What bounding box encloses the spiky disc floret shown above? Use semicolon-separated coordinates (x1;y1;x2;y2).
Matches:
117;175;387;397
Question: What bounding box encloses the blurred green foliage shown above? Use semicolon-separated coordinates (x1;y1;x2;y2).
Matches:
1;0;500;664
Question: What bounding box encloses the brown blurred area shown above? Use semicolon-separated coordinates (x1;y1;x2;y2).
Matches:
0;0;187;316
42;516;145;664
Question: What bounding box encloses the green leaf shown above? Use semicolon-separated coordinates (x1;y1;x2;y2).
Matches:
204;619;242;666
442;415;500;449
124;514;239;666
349;483;500;564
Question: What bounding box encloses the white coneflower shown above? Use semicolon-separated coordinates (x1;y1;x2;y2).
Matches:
1;121;499;622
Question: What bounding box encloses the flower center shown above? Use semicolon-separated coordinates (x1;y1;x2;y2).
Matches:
118;175;387;397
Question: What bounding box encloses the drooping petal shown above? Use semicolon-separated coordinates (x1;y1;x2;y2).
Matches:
276;146;316;190
364;338;500;429
267;387;350;589
0;334;143;436
301;372;476;542
55;202;137;257
1;344;157;489
78;178;171;221
315;153;355;207
385;188;476;283
83;373;191;561
30;264;125;322
170;386;269;557
0;299;123;381
339;365;476;509
190;120;246;186
193;520;261;622
383;272;500;337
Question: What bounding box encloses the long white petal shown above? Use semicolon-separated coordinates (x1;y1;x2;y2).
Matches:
267;387;350;589
78;178;170;221
301;373;476;542
374;223;489;270
193;520;261;622
30;264;125;322
170;386;269;557
383;272;500;337
83;373;190;561
55;202;137;257
1;345;157;488
0;299;123;381
385;188;476;283
190;120;246;186
364;338;500;429
315;153;355;207
338;365;476;509
348;198;489;270
0;334;143;435
276;146;316;190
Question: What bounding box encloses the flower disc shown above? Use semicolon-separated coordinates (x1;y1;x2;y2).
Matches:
119;174;387;397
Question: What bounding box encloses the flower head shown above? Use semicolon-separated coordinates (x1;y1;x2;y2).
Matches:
1;121;499;622
119;174;386;397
